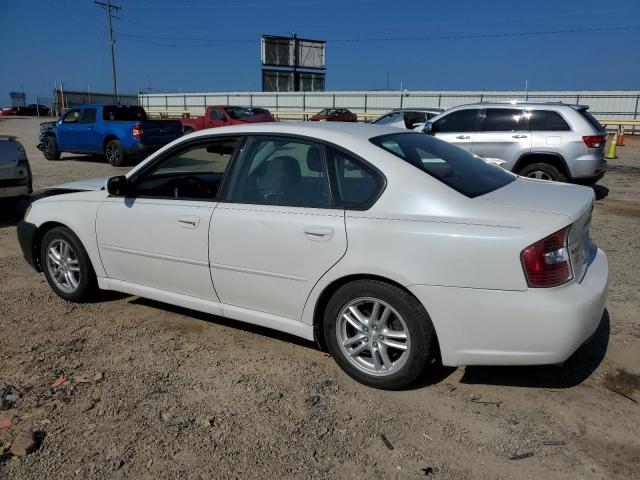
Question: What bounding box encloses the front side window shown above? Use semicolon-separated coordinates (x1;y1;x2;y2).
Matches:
432;109;479;133
528;110;571;131
210;108;225;121
133;138;238;200
482;108;527;132
371;132;515;198
62;109;80;123
226;136;331;208
404;111;427;128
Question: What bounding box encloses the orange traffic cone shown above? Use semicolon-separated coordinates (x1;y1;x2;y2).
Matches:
617;126;625;146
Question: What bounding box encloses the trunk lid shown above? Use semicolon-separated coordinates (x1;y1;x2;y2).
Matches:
480;177;595;283
139;120;183;146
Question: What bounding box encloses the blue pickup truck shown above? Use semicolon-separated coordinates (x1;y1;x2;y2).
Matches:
38;104;183;166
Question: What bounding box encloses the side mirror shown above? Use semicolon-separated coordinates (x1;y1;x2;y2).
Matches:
106;175;134;196
422;121;434;134
410;122;424;129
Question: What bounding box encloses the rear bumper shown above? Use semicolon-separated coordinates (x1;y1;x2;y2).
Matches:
17;220;40;271
571;154;607;180
409;248;608;366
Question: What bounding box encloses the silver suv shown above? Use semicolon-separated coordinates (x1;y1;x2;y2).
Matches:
424;102;607;183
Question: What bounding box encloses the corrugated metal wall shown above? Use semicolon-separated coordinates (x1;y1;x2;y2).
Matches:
139;90;640;120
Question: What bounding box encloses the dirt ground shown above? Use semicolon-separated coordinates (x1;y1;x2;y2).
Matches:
0;116;638;480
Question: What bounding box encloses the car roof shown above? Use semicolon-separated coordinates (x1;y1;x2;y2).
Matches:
457;101;589;110
186;121;404;143
391;107;444;112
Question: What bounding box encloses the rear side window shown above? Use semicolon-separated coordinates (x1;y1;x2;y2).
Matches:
482;108;527;131
81;108;97;123
326;146;381;208
432;109;479;133
103;106;147;121
577;109;605;132
371;133;515;198
528;110;571;131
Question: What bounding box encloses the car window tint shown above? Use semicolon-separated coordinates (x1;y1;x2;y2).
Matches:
134;138;238;200
371;132;515;198
404;112;427;128
210;108;225;120
433;109;478;133
103;106;147;121
62;110;80;123
327;147;381;208
528;110;571;131
373;112;402;125
81;108;97;123
226;136;331;208
482;108;527;132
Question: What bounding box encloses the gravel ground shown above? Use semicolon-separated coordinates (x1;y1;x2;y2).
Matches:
1;117;639;480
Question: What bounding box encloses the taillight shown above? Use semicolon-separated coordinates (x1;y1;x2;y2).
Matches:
521;227;573;287
132;125;143;139
582;135;605;148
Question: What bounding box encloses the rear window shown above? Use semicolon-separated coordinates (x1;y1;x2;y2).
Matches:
528;110;571;131
577;109;605;132
103;106;147;121
370;133;515;198
224;107;269;120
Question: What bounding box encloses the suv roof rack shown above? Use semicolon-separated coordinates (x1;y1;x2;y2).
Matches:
468;101;589;109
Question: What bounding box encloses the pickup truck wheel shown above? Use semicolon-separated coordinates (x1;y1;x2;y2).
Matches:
43;137;60;160
41;226;97;302
105;139;126;166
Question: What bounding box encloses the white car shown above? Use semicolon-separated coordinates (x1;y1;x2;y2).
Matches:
17;123;608;389
0;135;32;206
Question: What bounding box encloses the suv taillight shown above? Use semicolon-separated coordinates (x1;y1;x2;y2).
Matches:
582;135;605;148
132;125;143;139
521;227;573;287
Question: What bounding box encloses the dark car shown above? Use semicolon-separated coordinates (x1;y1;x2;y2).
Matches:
310;108;358;122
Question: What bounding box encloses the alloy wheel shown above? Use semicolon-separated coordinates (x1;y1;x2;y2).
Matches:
46;239;80;293
336;297;411;376
526;170;553;180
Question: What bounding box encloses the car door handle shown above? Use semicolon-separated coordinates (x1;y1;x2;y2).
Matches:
304;226;334;242
512;134;528;138
177;215;200;228
455;135;471;139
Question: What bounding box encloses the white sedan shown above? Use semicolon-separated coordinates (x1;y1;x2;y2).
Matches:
18;122;608;389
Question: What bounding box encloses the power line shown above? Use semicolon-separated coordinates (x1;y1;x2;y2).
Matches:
121;0;379;8
94;0;122;100
115;24;640;48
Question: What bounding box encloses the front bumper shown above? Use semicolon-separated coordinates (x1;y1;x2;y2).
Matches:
17;220;40;271
409;248;608;366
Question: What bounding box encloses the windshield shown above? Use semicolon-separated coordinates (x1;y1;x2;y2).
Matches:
370;133;515;198
318;109;338;116
103;106;147;121
224;107;268;120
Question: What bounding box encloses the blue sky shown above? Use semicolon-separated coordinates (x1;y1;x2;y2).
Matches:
1;0;639;104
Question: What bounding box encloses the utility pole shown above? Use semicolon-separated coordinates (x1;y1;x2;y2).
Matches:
94;0;121;102
292;33;298;92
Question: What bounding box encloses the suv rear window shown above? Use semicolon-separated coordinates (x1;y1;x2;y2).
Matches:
103;106;147;121
577;109;605;132
528;110;571;131
371;133;515;198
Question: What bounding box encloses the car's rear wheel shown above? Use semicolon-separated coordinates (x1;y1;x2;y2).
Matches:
41;227;96;302
323;280;435;389
42;136;60;160
105;139;126;166
518;162;567;182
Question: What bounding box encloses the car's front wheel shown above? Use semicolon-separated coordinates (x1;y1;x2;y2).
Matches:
40;226;97;302
42;136;60;160
324;280;435;389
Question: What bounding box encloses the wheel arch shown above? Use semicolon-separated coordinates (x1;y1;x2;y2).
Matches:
32;221;69;271
513;152;571;180
311;273;442;362
102;135;120;152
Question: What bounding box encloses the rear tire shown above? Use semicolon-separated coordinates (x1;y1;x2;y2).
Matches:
43;136;60;160
105;139;126;166
40;227;97;302
323;280;435;389
518;162;567;182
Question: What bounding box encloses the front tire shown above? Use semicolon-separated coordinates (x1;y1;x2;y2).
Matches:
324;280;435;389
42;136;60;160
518;162;567;182
40;227;97;302
105;139;126;166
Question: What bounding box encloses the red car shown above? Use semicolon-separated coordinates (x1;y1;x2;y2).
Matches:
180;106;275;133
309;108;358;122
0;108;15;116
